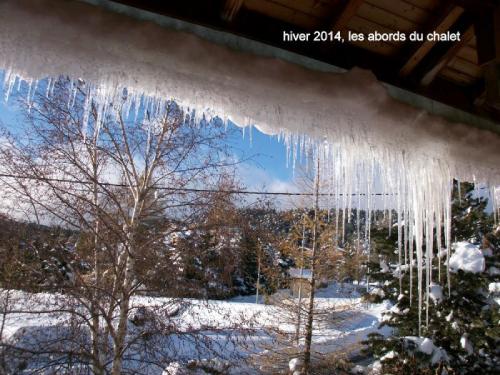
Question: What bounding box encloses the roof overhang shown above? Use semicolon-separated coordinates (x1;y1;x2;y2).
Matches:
90;0;500;131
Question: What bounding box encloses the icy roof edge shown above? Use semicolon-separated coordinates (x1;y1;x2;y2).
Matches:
81;0;499;134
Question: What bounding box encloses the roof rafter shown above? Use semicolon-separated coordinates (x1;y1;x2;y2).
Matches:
222;0;244;22
330;0;364;31
420;26;475;86
473;5;500;111
399;3;464;77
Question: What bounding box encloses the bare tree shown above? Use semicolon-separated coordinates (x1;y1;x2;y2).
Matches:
0;78;245;374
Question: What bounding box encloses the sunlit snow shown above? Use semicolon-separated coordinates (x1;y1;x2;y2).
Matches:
0;0;499;333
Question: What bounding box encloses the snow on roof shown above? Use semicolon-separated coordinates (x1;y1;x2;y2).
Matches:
449;242;485;274
289;268;312;280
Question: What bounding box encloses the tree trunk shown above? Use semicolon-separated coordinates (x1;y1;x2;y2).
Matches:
90;149;105;375
255;250;261;304
111;249;134;375
295;214;306;345
303;157;320;374
111;217;137;375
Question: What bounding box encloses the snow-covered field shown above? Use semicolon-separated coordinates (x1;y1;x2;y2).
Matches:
0;283;388;374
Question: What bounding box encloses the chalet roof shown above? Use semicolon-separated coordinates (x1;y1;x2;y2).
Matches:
105;0;500;125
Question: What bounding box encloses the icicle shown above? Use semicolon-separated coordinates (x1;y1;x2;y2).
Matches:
3;69;17;103
249;124;253;147
3;0;500;335
436;207;443;284
397;175;402;294
409;214;414;307
411;179;424;334
403;179;409;268
46;77;52;98
356;178;361;250
491;187;499;225
81;86;91;139
445;181;452;297
335;191;340;245
457;179;461;205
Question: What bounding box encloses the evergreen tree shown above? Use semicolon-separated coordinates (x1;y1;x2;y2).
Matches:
364;182;500;374
363;216;400;305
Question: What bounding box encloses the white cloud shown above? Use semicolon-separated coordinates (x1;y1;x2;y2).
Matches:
234;162;311;209
237;162;296;193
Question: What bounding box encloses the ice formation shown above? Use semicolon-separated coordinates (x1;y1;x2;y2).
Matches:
0;0;500;332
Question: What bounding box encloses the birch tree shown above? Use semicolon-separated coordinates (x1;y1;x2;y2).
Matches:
0;78;239;374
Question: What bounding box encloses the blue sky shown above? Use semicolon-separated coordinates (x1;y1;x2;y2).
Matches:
230;124;290;180
0;81;297;195
0;97;19;125
227;123;297;190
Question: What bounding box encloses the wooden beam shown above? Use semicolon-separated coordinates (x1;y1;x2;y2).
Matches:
399;5;464;77
473;6;499;66
420;26;475;86
331;0;364;31
222;0;244;22
452;0;498;10
473;6;500;110
482;64;500;110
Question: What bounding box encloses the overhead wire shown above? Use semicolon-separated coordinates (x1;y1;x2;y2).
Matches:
0;173;396;196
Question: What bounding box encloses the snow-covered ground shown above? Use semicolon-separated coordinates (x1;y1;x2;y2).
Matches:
0;283;388;374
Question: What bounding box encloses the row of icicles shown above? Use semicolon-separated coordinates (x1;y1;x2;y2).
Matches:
286;140;496;334
2;71;499;335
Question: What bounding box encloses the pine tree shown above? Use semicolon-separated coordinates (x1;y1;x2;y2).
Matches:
426;182;500;373
363;216;400;305
364;182;500;374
